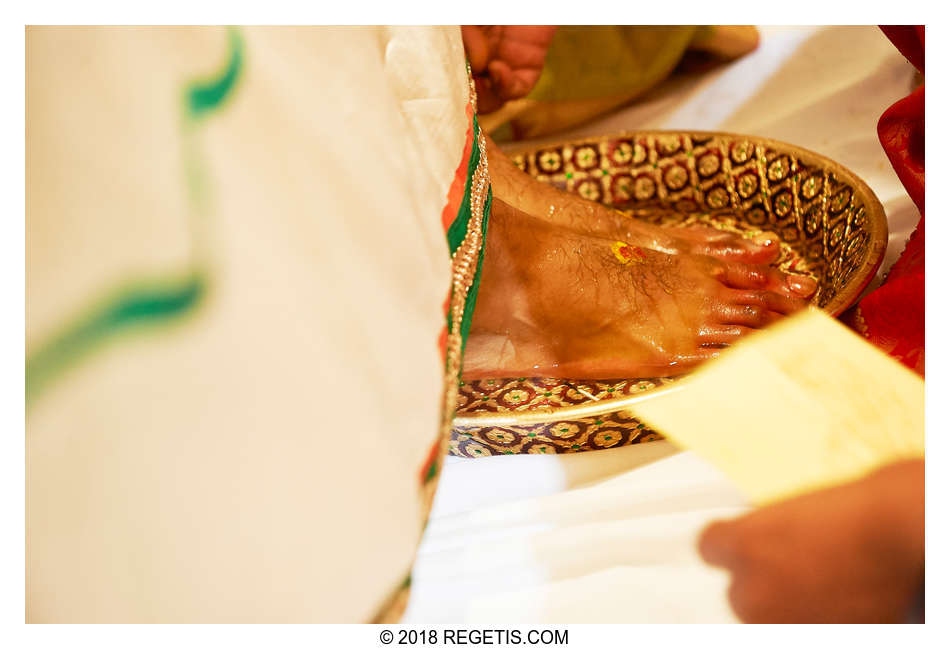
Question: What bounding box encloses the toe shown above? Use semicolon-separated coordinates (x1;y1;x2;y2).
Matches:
716;263;818;299
697;236;780;265
726;289;808;316
698;324;755;346
715;263;770;289
784;273;818;298
715;303;782;328
683;226;780;264
672;348;723;369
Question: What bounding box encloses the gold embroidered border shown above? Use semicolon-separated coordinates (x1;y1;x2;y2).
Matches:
421;74;490;517
373;73;491;624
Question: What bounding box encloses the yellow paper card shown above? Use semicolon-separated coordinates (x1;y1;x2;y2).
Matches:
628;307;924;504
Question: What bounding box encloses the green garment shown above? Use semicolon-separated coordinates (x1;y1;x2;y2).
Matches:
528;26;699;103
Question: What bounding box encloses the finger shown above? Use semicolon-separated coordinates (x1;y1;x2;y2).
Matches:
488;60;541;101
461;26;490;72
697;519;740;567
726;577;758;623
494;35;552;70
486;60;518;97
473;76;504;113
727;289;807;316
504;25;558;46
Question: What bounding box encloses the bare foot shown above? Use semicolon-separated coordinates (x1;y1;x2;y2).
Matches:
464;200;816;379
486;137;781;265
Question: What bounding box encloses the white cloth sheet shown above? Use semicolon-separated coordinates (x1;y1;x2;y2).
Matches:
405;25;919;624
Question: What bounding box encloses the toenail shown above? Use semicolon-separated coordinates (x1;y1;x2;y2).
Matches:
786;274;817;297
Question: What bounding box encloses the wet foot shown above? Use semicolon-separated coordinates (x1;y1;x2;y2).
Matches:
463;200;816;380
487;137;782;265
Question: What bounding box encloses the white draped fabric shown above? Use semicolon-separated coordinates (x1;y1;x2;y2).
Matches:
27;26;469;622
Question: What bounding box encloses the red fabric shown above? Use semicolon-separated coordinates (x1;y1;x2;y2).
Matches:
878;84;925;214
880;26;924;73
844;26;924;376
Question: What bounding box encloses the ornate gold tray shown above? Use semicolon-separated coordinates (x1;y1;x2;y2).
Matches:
450;130;887;458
